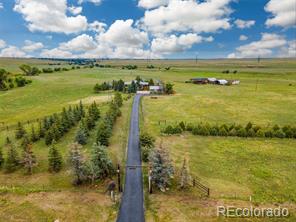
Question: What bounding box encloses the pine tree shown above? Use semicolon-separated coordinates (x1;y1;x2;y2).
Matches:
15;122;26;139
75;127;88;145
21;135;31;150
180;158;191;189
96;122;110;146
114;92;123;107
68;142;87;185
149;147;174;191
20;144;37;175
0;148;4;169
88;144;114;181
5;143;19;173
38;121;45;138
30;125;39;142
48;141;63;173
45;128;54;145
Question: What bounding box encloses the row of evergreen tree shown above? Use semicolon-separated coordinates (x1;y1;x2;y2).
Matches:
96;93;123;146
0;138;62;175
15;102;87;146
162;121;296;139
75;102;101;145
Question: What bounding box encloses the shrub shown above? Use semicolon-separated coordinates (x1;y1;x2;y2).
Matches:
149;147;174;191
140;132;155;162
186;123;194;132
179;121;186;131
256;129;265;137
237;128;247;137
274;129;285;138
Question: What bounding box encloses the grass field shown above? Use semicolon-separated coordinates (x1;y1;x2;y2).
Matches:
0;58;296;221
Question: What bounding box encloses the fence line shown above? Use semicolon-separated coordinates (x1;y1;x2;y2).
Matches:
192;177;210;197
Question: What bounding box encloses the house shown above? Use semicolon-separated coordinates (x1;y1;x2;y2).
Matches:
216;79;228;85
149;85;163;94
207;78;217;84
190;78;209;84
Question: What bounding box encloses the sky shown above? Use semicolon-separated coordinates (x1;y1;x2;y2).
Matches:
0;0;295;59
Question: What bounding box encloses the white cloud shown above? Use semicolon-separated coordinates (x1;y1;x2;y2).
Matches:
40;48;74;58
0;39;6;49
279;40;296;58
151;33;203;55
59;34;97;52
265;0;296;28
228;33;287;58
78;0;102;5
88;21;107;33
138;0;169;9
140;0;233;35
0;46;27;57
239;35;248;41
68;6;82;15
0;2;3;10
235;19;255;29
97;19;149;48
22;40;44;52
14;0;88;34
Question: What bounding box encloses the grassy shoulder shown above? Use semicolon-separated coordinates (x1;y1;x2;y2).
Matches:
144;135;296;221
0;96;133;222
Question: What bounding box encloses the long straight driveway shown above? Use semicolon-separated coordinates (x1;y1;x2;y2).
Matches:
117;94;145;222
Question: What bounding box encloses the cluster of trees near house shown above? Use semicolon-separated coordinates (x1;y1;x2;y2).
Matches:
162;121;296;139
139;131;191;191
94;76;174;94
0;68;32;91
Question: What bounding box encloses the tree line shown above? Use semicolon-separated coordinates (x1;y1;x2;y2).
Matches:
1;94;124;182
162;121;296;139
0;68;32;91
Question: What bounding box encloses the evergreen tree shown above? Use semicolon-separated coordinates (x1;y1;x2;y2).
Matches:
88;144;114;181
15;122;26;139
148;78;154;86
0;148;4;169
68;142;87;185
45;128;54;145
48;141;63;173
180;158;191;189
20;144;37;175
38;121;45;138
21;135;31;150
114;92;123;107
140;132;155;162
30;125;39;142
149;147;174;191
75;127;88;145
5;143;19;173
96;122;110;146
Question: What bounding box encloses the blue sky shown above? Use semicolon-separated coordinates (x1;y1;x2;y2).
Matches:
0;0;295;59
